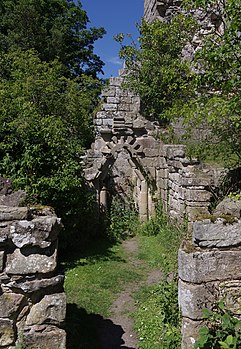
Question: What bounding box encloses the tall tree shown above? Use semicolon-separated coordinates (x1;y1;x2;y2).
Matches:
0;0;106;246
0;0;106;77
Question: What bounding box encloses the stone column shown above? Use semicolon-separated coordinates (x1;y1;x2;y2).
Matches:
139;180;148;221
100;185;108;213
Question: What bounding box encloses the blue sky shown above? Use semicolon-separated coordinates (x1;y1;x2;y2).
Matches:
80;0;144;78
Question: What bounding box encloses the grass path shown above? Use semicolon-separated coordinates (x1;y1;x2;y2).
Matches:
64;235;165;349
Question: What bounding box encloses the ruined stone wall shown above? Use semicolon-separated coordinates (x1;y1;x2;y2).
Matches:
0;205;66;349
84;69;223;225
179;218;241;349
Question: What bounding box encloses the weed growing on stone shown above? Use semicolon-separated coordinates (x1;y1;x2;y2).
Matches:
194;302;241;349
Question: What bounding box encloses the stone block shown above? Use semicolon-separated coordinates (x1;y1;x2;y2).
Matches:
103;103;118;111
109;77;123;86
0;206;29;221
107;96;120;104
219;280;241;315
26;293;66;326
101;86;116;97
185;206;210;221
181;317;203;349
23;327;66;349
9;275;64;293
0;293;25;318
214;198;241;218
178;279;217;320
0;222;10;243
193;220;241;248
183;188;212;202
102;118;113;127
118;103;130;112
0;319;15;346
9;216;62;249
6;245;57;275
179;246;241;283
0;251;5;272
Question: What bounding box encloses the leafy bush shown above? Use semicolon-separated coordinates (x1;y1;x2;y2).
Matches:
194;302;241;349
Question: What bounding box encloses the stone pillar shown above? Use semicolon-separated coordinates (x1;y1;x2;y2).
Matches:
179;218;241;349
139;180;148;221
0;205;66;349
100;185;108;213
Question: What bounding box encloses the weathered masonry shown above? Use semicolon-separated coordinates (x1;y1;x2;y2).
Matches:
0;201;66;348
84;68;222;226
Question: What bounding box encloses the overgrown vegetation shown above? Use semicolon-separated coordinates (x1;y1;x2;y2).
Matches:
194;302;241;349
116;0;241;167
0;0;105;247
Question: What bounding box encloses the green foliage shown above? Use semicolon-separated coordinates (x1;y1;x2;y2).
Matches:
116;15;196;121
227;192;241;201
106;196;140;241
0;0;106;77
0;49;102;245
134;279;181;349
194;302;241;349
138;206;184;273
116;2;241;167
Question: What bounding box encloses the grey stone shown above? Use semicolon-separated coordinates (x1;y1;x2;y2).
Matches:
0;292;25;318
193;220;241;247
23;327;66;349
178;246;241;283
214;198;241;218
181;317;203;349
9;275;64;293
0;206;29;221
0;318;15;346
178;279;217;320
103;103;118;111
0;222;11;243
25;293;66;326
0;251;5;272
6;246;57;274
109;77;123;86
9;216;62;248
219;280;241;315
0;190;26;207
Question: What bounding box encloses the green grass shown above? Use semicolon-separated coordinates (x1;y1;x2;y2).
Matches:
63;238;146;348
132;212;184;349
63;206;184;349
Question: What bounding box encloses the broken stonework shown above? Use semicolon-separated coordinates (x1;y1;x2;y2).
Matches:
0;205;66;348
179;220;241;349
83;68;223;226
213;198;241;218
22;327;66;349
178;247;241;284
193;219;241;247
25;293;66;326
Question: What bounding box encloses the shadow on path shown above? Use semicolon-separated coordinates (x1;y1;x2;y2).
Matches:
66;304;136;349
